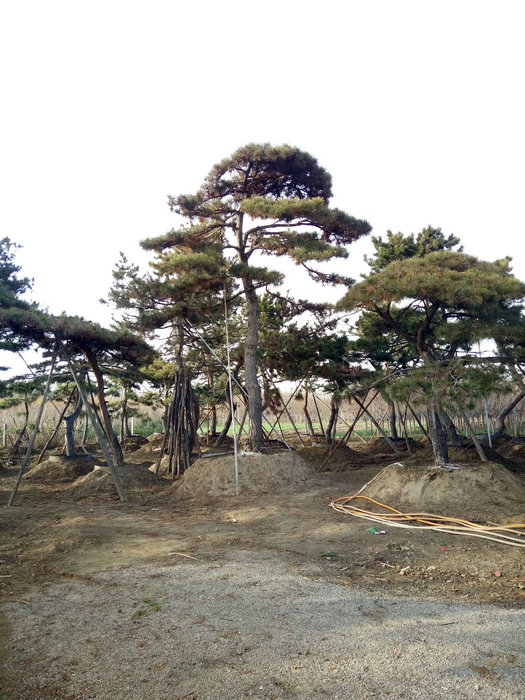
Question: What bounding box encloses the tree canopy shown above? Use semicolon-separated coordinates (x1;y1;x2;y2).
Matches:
339;246;525;464
139;143;371;450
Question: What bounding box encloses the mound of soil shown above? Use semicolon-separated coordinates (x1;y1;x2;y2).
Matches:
494;439;525;460
448;444;506;464
68;463;164;499
121;436;149;453
128;433;165;462
172;451;326;498
357;461;525;523
360;437;425;456
23;455;95;483
297;444;361;471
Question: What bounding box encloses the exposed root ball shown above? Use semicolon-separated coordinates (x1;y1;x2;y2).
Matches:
357;462;525;523
24;456;95;483
68;463;163;498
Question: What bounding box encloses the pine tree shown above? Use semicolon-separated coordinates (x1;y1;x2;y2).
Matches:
147;143;371;450
339;248;525;465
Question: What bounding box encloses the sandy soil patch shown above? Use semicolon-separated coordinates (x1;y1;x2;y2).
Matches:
1;440;524;698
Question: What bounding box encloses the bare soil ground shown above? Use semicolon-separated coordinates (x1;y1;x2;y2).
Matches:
1;437;524;698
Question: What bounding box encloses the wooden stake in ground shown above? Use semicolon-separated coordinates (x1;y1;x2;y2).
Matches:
58;340;127;502
456;405;488;462
352;395;402;455
7;345;59;507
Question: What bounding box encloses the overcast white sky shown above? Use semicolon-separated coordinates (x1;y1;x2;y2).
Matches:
1;0;524;343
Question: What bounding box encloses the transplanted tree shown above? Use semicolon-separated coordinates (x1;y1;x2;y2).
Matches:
338;246;525;466
0;305;155;466
150;143;371;450
108;240;238;473
0;237;34;356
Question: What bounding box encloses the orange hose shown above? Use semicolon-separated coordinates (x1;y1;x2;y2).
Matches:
331;494;525;545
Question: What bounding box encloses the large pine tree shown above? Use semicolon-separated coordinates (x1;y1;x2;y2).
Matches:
144;143;371;450
339;245;525;465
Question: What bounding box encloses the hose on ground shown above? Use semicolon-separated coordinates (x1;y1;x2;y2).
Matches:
330;465;525;548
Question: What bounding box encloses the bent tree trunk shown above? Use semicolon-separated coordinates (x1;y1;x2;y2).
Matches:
64;392;84;456
326;406;339;447
493;391;525;437
439;408;463;446
82;347;125;467
215;381;234;447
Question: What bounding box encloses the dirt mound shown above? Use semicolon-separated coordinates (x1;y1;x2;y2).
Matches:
129;433;165;461
360;437;425;456
297;444;361;471
68;462;164;499
356;461;525;522
172;451;326;498
493;439;525;459
121;436;149;453
448;444;506;464
23;455;95;483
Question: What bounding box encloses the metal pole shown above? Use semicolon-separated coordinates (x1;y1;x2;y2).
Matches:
484;397;492;448
184;318;292;450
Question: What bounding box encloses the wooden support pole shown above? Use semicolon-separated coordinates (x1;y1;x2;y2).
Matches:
8;346;58;507
352;395;402;455
319;390;380;472
59;340;127;502
270;380;306;447
406;402;428;439
456;405;488;462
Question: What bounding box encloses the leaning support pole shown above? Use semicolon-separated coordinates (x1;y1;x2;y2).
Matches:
319;389;381;472
270;380;306;447
352;395;402;455
184;318;292;451
7;345;59;507
456;405;488;462
58;340;127;502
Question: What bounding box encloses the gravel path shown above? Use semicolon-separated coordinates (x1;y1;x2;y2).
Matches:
2;552;523;699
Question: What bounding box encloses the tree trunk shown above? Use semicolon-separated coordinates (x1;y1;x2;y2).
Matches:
303;391;315;436
242;279;264;451
209;404;217;436
326;406;339;448
388;401;398;439
81;414;89;444
427;406;449;467
82;347;125;466
312;393;325;438
439;408;463;446
493;391;525;437
64;392;84;456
